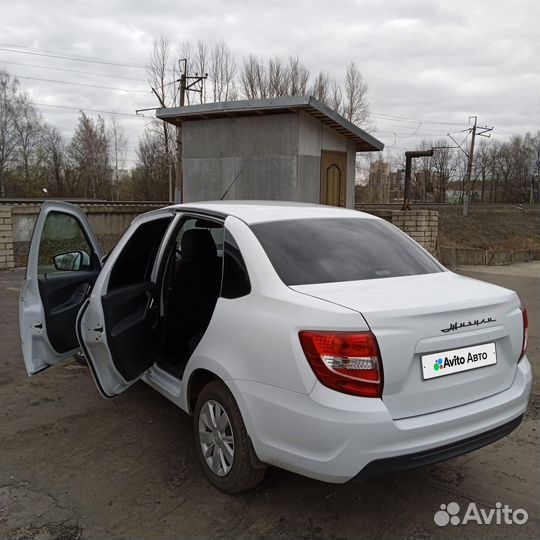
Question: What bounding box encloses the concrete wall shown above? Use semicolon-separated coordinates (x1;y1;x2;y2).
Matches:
5;202;536;270
364;209;439;253
1;203;163;269
438;246;540;267
183;111;357;208
0;206;15;270
183;114;299;202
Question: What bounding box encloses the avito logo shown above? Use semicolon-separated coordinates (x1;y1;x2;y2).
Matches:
434;501;528;526
433;355;466;371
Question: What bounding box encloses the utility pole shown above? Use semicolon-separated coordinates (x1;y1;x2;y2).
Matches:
174;59;207;203
461;116;492;216
463;116;477;217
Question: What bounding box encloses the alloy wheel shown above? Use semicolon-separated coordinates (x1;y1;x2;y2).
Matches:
198;399;235;476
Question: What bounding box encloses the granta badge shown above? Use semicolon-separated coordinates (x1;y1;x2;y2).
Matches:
441;317;496;333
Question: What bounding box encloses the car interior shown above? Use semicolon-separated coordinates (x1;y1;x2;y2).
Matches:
158;217;224;378
38;210;250;384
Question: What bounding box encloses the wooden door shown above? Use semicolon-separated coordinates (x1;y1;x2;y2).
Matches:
320;150;347;207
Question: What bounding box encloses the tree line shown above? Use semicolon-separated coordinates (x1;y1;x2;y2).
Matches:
2;37;537;204
0;70;132;199
360;134;539;204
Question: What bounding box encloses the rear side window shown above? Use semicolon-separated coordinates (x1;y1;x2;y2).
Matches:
250;218;443;286
221;229;250;298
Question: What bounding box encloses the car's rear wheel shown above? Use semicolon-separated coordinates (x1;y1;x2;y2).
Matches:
194;381;266;493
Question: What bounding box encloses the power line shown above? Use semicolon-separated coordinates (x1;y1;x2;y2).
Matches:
0;43;145;69
25;101;149;118
0;59;147;82
371;112;469;127
11;73;149;93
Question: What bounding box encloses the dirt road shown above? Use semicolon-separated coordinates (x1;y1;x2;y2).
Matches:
1;265;538;539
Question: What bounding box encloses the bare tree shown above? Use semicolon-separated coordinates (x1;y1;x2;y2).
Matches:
14;97;45;196
69;112;111;199
430;139;456;203
209;41;237;102
328;78;343;112
240;54;268;99
473;138;493;203
147;36;175;151
287;56;310;95
129;127;169;200
193;40;209;104
209;41;238;102
268;57;289;96
343;62;371;128
147;35;177;199
310;71;332;104
108;115;127;200
148;36;176;107
43;126;67;196
0;71;21;196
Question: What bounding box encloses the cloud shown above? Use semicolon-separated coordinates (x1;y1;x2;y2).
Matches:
1;0;538;163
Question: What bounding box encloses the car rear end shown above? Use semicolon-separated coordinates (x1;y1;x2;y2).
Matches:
242;213;531;482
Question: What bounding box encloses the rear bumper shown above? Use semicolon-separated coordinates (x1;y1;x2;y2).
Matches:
229;357;532;483
350;413;524;481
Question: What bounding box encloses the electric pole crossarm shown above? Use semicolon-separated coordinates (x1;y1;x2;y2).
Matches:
447;133;469;157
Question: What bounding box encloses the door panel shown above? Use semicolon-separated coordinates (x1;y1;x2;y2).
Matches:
38;271;100;353
20;201;102;375
320;150;347;207
101;281;158;381
78;213;175;397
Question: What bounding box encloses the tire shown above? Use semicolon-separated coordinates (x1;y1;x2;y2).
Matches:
73;352;87;366
194;381;266;493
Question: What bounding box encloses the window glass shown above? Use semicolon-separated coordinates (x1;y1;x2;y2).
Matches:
250;218;443;286
173;217;224;259
38;212;93;275
107;217;172;290
221;229;250;299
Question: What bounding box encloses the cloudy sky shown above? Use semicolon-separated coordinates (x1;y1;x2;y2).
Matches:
1;0;538;166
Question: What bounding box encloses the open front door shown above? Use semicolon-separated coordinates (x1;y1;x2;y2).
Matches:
20;201;103;375
77;212;174;397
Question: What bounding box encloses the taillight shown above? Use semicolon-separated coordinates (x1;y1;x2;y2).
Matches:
519;306;528;362
299;331;383;398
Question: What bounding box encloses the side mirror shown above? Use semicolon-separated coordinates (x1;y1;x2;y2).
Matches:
53;250;90;272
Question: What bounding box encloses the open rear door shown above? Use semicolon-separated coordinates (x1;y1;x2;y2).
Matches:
19;201;103;375
77;212;175;397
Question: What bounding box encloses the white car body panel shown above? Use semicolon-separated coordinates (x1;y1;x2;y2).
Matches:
228;359;530;482
292;271;524;419
20;200;532;484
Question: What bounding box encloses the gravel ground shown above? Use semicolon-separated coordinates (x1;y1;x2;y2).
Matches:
0;265;538;540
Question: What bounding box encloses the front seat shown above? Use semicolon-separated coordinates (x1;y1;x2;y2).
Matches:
166;228;222;354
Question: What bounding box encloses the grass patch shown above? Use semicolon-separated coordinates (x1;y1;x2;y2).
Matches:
434;206;539;250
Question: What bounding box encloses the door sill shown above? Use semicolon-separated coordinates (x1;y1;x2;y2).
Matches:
144;364;182;397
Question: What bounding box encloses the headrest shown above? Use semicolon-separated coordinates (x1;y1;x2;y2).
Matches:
181;229;217;260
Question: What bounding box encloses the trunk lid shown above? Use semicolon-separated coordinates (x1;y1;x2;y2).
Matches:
292;271;523;419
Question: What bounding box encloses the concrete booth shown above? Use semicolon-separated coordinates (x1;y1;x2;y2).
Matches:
156;96;384;207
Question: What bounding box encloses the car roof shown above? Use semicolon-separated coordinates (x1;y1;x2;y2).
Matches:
165;200;379;225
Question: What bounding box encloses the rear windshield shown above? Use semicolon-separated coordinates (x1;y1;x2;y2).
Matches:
250;218;443;286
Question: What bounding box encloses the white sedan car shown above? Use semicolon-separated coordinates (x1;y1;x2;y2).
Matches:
20;200;531;493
